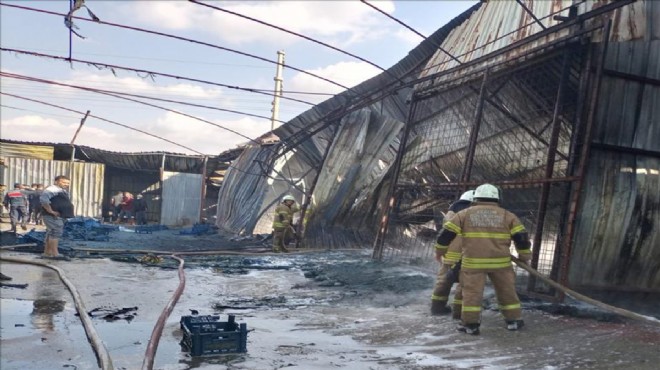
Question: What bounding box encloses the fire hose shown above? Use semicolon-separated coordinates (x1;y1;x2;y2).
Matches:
511;256;660;326
0;255;114;370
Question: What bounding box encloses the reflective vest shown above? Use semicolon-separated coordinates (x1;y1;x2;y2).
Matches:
443;202;528;270
272;203;300;229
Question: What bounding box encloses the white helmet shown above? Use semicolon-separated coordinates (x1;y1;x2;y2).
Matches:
282;195;295;202
459;190;474;202
474;184;499;200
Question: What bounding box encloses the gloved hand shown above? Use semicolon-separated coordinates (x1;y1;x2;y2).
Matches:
518;253;531;264
445;261;461;284
435;250;444;263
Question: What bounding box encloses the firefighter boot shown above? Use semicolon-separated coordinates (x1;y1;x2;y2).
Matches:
456;323;480;335
431;300;452;315
0;272;12;281
506;320;525;331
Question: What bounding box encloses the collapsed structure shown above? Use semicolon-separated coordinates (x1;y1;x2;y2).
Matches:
216;0;658;302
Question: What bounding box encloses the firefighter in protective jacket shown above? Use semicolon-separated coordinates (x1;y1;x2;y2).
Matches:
436;183;531;335
431;190;473;316
272;195;300;253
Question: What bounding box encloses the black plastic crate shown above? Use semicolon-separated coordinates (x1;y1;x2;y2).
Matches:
180;315;248;356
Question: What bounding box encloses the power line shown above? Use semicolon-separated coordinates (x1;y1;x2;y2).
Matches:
0;104;81;120
0;47;316;106
359;0;462;64
417;1;587;75
189;0;387;72
0;2;351;91
1;72;287;124
0;92;205;155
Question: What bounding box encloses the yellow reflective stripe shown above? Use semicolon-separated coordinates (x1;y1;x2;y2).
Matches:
465;257;511;263
445;251;461;259
463;256;512;269
443;221;462;234
463;232;511;239
431;295;448;301
435;243;448;250
452;299;463;305
499;303;521;310
511;224;526;234
462;306;481;312
443;251;461;263
517;249;532;255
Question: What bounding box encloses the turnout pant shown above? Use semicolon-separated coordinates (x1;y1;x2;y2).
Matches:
460;267;522;325
272;227;292;252
431;264;453;307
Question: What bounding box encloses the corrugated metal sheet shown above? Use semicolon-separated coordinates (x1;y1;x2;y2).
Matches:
571;151;659;289
0;142;54;160
569;0;659;289
160;171;203;226
216;146;275;233
1;157;104;218
416;0;646;91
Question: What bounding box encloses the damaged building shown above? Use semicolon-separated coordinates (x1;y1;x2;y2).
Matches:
216;0;659;306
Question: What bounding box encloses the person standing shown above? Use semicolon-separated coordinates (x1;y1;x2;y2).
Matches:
436;183;531;335
3;183;29;232
431;190;473;316
271;195;300;253
110;191;124;222
133;194;148;225
118;192;134;225
40;175;74;260
28;184;44;225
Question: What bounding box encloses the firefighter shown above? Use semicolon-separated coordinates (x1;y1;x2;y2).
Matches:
272;195;300;253
431;190;474;316
436;183;531;335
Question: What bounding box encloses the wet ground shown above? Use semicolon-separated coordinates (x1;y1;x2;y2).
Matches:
1;222;660;369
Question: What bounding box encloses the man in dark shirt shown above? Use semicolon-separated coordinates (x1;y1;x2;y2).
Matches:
3;183;29;232
133;194;148;225
40;175;74;260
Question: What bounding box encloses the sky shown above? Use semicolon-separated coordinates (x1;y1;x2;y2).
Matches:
0;0;477;156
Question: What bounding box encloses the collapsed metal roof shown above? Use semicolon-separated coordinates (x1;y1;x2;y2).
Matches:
217;0;658;298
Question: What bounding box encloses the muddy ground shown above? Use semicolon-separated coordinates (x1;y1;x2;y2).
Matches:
1;222;660;370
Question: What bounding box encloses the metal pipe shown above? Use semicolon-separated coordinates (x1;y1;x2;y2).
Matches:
515;0;547;30
199;156;208;223
558;20;612;297
461;69;489;183
528;49;572;291
372;100;419;260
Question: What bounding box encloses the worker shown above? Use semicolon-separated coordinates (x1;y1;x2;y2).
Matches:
3;183;29;233
431;190;474;316
40;175;74;260
271;195;300;253
436;183;531;335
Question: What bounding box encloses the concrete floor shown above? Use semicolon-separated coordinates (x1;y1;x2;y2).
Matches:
1;220;660;370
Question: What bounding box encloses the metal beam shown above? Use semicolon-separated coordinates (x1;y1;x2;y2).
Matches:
515;0;547;30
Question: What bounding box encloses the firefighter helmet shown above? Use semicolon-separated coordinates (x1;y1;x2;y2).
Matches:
459;190;474;202
282;195;295;202
474;184;499;200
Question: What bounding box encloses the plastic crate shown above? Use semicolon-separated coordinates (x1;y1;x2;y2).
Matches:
180;315;248;356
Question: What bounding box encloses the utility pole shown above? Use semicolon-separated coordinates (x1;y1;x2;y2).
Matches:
270;50;285;131
70;110;90;162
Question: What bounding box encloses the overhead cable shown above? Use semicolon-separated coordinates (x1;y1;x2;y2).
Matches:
189;0;387;72
0;2;350;90
418;0;588;75
359;0;462;64
0;47;315;106
1;72;286;124
0;92;205;155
